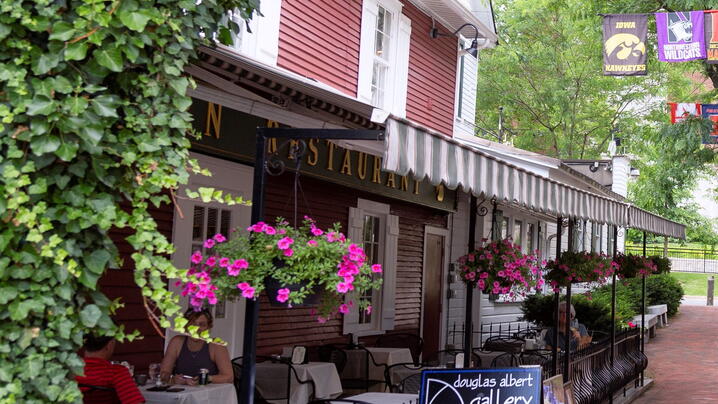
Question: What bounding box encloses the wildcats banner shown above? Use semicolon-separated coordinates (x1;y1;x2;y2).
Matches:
701;104;718;143
706;11;718;63
656;11;706;62
669;102;701;123
602;14;648;75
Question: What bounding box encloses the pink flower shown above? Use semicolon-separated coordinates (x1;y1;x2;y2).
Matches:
234;259;249;269
371;264;383;273
366;305;372;315
205;256;217;267
219;257;230;268
264;226;276;235
337;282;350;293
208;294;218;305
317;316;327;324
283;248;294;257
237;282;250;290
307;240;318;246
339;304;350;314
498;270;506;277
276;288;291;303
250;222;266;232
213;233;226;243
203;239;215;249
277;237;294;250
478;280;486;290
191;251;203;264
326;232;338;242
242;287;255;299
480;272;489;279
311;226;323;236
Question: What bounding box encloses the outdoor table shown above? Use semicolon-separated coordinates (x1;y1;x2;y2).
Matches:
342;347;414;387
255;361;342;404
141;383;237;404
345;392;419;404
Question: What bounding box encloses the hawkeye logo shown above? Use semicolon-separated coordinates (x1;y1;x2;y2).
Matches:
604;33;646;73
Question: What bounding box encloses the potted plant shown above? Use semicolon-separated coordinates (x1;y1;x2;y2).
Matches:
180;216;383;322
544;251;616;292
613;253;658;279
649;255;671;274
456;238;543;298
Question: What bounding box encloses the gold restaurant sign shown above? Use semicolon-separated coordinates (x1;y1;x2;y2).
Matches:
190;100;455;211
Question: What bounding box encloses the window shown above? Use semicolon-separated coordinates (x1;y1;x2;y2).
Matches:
501;217;509;239
591;222;601;253
607;225;615;256
513;220;523;247
191;206;233;318
357;0;410;116
527;223;536;253
344;200;399;335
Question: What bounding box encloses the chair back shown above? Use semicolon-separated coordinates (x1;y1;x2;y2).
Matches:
483;336;525;353
78;383;117;404
375;333;423;364
398;372;423;394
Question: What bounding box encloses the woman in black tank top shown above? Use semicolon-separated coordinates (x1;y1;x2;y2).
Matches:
159;309;233;384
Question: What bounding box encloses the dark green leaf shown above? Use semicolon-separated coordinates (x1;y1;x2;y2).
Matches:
91;95;119;118
218;26;233;46
53;76;74;94
79;305;102;327
94;47;123;72
0;23;10;40
64;41;88;61
48;22;76;41
55;142;79;161
32;53;61;75
119;10;152;32
30;135;61;155
26;96;55;116
84;249;111;275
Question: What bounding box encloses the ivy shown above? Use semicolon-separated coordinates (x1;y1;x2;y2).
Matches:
0;0;258;402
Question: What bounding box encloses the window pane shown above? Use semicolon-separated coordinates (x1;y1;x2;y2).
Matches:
207;208;218;239
513;220;523;247
527;223;535;252
220;209;231;238
192;206;205;242
501;217;509;239
359;214;381;324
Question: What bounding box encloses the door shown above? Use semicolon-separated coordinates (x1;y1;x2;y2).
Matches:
169;153;253;359
422;232;445;358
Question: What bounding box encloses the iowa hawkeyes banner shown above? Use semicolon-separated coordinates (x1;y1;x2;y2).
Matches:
706;11;718;63
656;11;706;62
602;14;648;76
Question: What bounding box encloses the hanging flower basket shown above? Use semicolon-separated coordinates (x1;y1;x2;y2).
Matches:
180;216;383;322
456;238;543;297
544;251;616;292
613;253;657;279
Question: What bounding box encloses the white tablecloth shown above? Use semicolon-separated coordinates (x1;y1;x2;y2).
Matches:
255;361;342;404
345;392;418;404
342;347;414;383
141;383;237;404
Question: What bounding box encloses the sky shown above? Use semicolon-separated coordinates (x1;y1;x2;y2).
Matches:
694;174;718;221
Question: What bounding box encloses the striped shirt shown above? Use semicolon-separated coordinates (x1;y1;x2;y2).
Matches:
76;357;145;404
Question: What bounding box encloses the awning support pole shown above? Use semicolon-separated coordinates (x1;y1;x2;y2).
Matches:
464;195;477;368
552;216;562;376
240;128;383;404
609;225;618;404
564;218;574;379
641;231;647;386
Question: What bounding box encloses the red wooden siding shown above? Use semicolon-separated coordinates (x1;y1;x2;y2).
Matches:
257;171;447;355
402;0;457;136
278;0;362;97
101;202;174;372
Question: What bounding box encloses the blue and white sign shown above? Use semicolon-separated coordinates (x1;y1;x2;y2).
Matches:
418;367;542;404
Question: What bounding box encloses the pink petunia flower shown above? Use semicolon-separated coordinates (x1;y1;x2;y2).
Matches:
366;305;372;315
219;257;230;268
203;239;215;249
276;288;291;303
336;282;350;293
307;240;318;246
242;287;255;299
213;233;226;243
264;226;276;235
311;226;323;236
339;304;350;314
283;248;294;257
317;316;327;324
237;282;250;290
205;256;217;267
191;251;203;264
371;264;382;273
234;259;249;269
277;237;294;250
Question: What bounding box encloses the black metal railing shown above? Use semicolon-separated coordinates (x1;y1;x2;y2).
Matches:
625;245;718;273
447;321;534;348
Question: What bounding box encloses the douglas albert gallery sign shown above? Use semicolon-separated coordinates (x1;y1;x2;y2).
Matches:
419;367;541;404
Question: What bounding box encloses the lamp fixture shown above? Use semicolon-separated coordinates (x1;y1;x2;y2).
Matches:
430;22;485;58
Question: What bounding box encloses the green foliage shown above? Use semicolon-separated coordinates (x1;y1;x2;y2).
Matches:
0;0;258;402
645;273;684;316
650;256;671;274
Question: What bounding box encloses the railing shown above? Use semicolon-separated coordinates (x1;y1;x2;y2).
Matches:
446;320;533;348
625;245;718;273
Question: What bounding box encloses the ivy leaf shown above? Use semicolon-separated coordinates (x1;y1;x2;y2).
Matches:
119;10;152;32
55;142;79;161
64;41;88;61
48;22;76;41
84;249;111;275
91;95;119;118
0;23;10;40
169;77;188;95
94;47;124;72
79;305;102;327
53;76;73;94
217;26;233;46
32;53;60;75
30;135;61;155
26;96;55;116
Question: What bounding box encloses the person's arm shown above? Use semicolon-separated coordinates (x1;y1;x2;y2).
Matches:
112;366;145;404
159;336;183;384
209;344;234;384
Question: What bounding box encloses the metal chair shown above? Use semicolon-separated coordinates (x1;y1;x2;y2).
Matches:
78;383;116;404
375;332;424;365
396;372;422;395
330;344;387;393
482;336;525;353
232;355;302;404
384;362;423;392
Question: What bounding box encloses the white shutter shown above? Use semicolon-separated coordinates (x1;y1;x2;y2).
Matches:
461;49;477;123
381;213;399;330
391;14;411;118
357;0;379;103
343;207;365;330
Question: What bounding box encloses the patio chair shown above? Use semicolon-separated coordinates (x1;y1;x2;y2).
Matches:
375;332;424;364
330;344;387;393
490;352;520;368
384;362;424;392
482;336;525;353
396;372;423;395
231;355;284;404
78;383;116;404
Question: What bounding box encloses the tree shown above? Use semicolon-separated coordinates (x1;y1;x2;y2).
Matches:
0;1;257;402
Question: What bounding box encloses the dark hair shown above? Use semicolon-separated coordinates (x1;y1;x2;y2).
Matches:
185;307;213;329
84;334;114;352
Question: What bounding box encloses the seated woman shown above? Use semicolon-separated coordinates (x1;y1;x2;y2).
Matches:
160;308;233;385
544;302;591;352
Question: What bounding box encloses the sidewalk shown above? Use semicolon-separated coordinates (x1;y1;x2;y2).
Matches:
633;305;718;403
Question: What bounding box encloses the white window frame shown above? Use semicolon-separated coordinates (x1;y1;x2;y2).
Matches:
344;199;398;335
357;0;410;117
223;0;282;66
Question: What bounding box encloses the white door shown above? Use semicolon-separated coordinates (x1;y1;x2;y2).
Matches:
169;153;253;359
